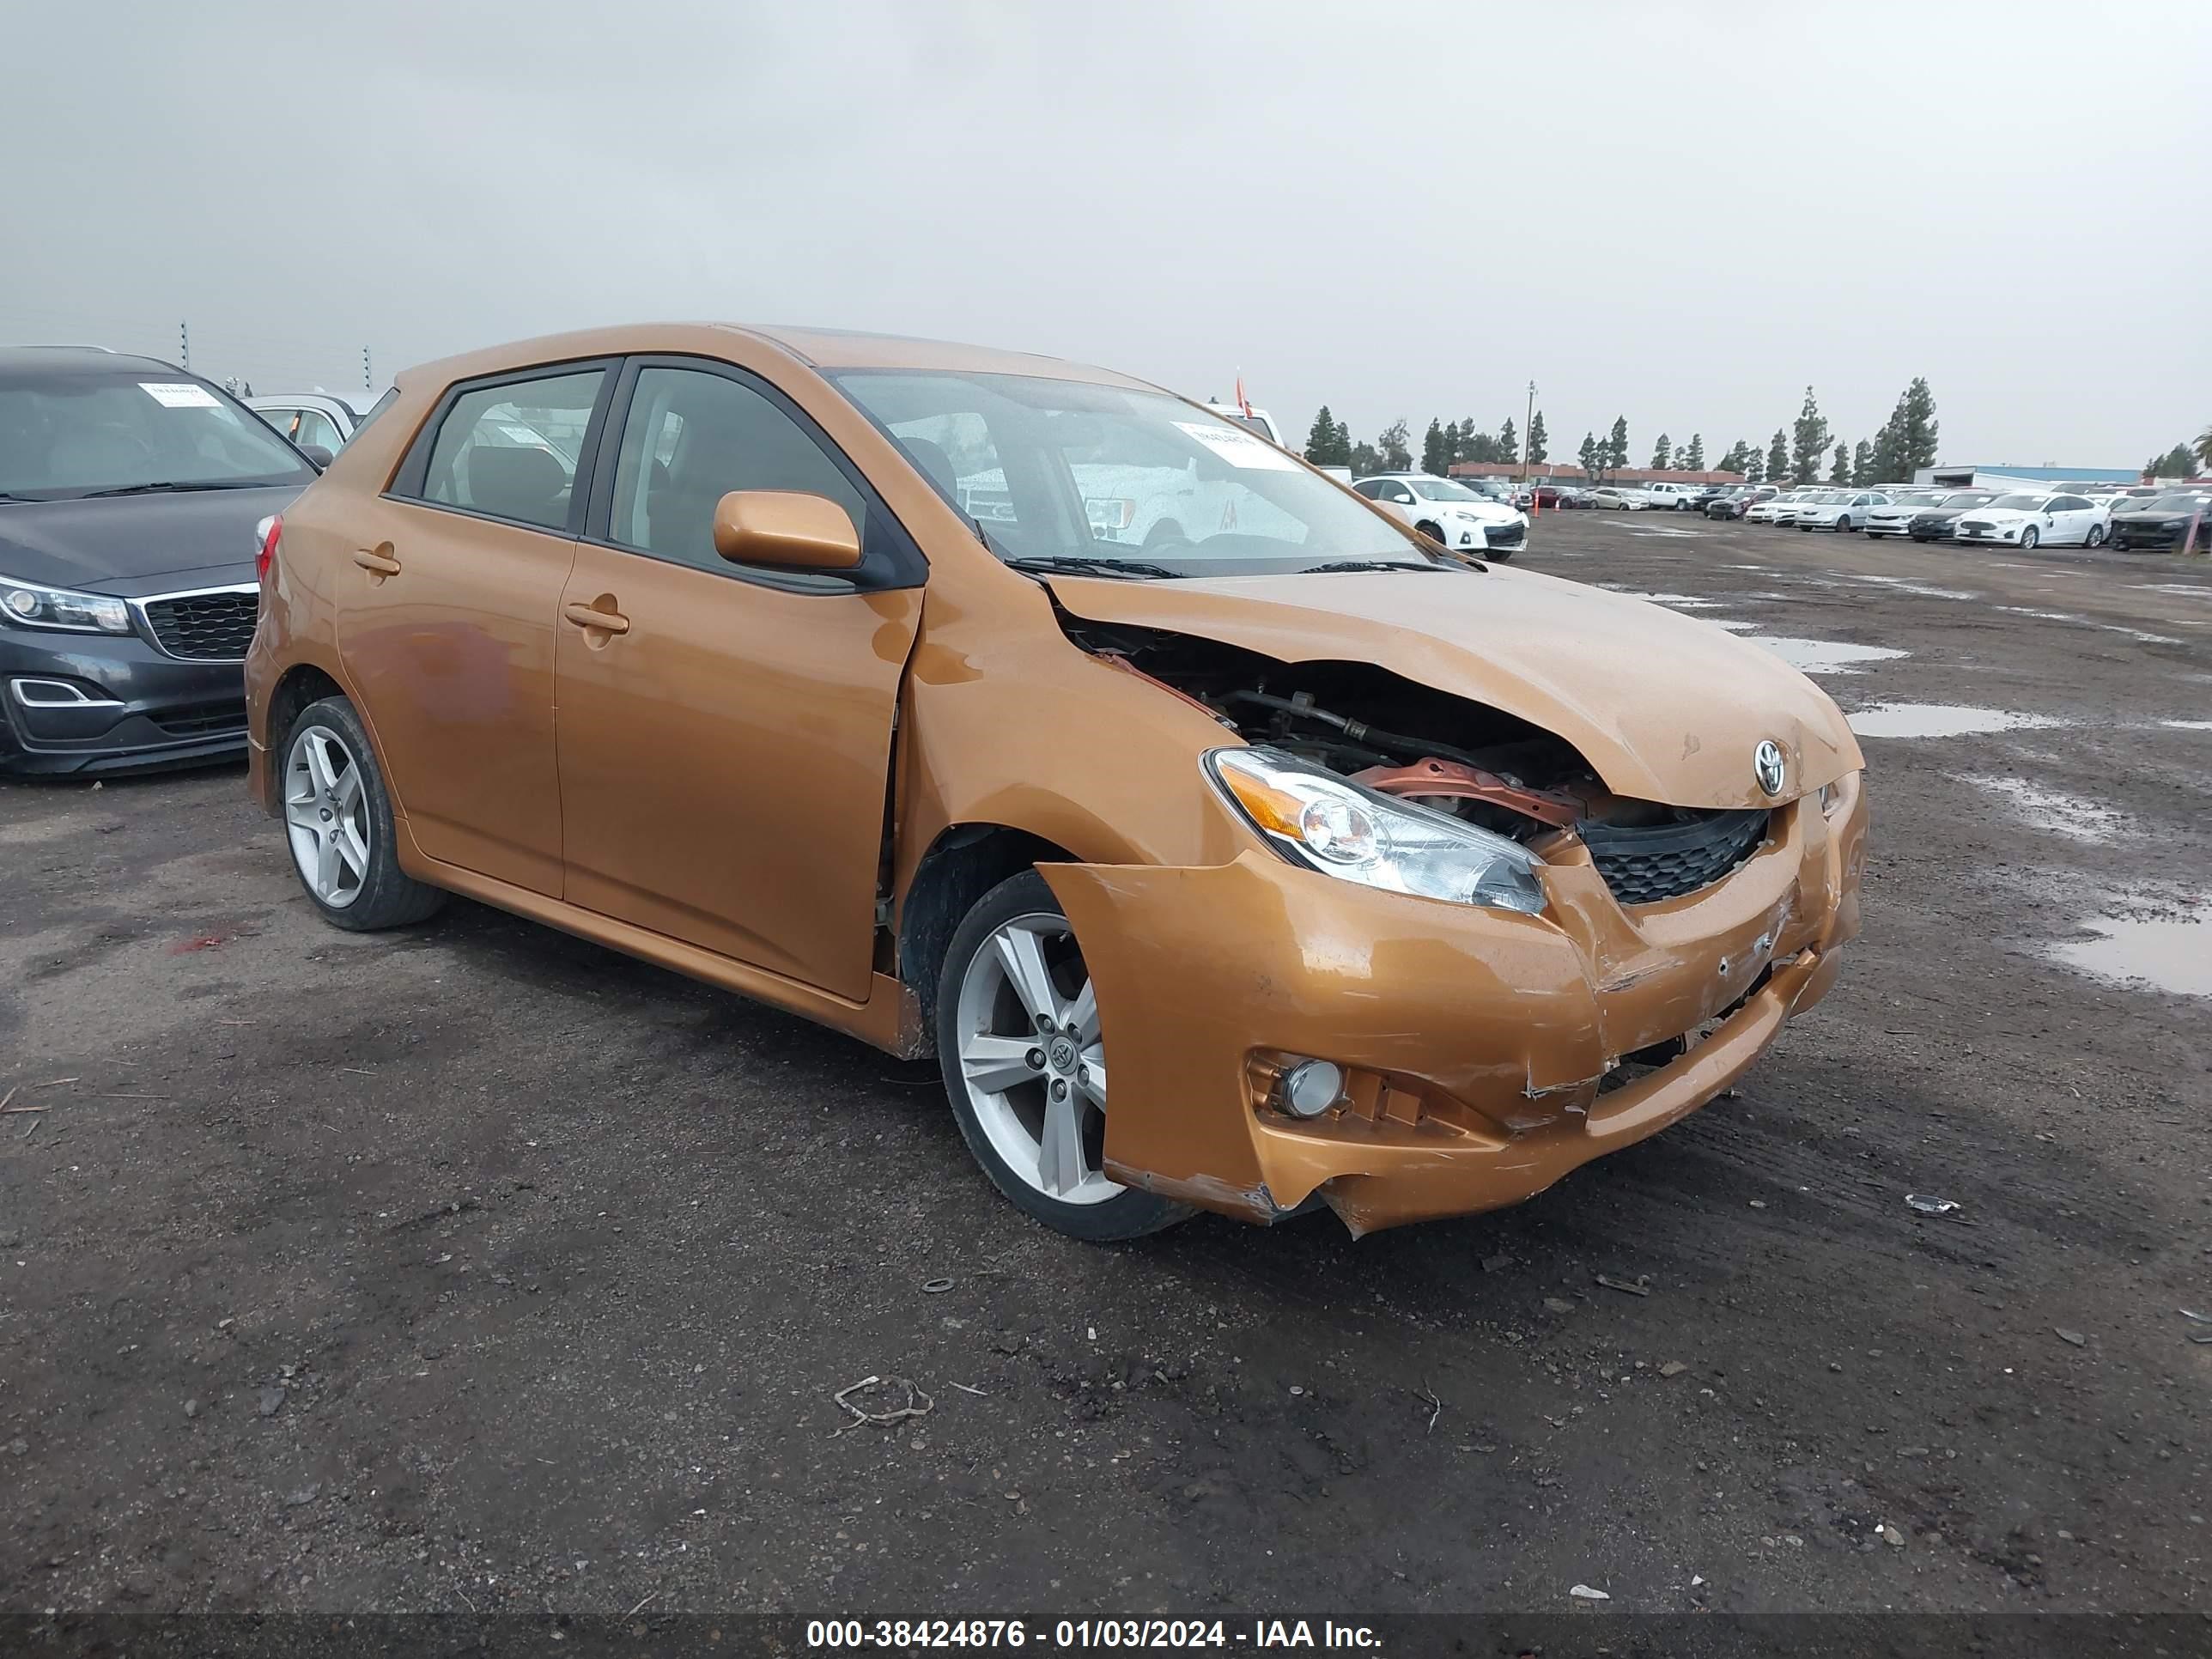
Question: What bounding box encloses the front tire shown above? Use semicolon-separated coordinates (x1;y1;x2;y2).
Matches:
1837;515;1853;532
2021;526;2040;550
281;696;445;931
935;870;1191;1243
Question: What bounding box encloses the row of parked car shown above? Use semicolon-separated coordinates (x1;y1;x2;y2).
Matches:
1732;483;2210;550
1495;475;2209;551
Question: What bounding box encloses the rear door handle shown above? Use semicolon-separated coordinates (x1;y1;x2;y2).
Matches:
562;601;629;635
352;550;401;575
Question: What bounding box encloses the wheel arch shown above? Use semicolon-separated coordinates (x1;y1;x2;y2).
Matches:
258;663;349;813
896;824;1087;1035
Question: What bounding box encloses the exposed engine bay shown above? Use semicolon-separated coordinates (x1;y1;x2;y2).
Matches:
1064;613;1773;902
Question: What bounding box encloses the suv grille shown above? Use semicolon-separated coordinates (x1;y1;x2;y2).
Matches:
1580;808;1771;907
143;589;258;660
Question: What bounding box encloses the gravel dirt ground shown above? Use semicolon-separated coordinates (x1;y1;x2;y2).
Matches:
3;513;2208;1620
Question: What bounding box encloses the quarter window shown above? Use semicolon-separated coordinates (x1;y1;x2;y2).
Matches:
419;369;604;531
605;366;864;573
294;409;344;452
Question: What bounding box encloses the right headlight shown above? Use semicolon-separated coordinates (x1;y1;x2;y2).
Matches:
1206;745;1547;914
0;572;132;635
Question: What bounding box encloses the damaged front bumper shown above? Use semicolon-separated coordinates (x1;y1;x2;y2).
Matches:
1042;779;1866;1236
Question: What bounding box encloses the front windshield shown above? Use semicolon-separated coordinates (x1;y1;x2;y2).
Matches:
0;368;317;499
1409;477;1482;501
1987;493;2049;510
832;370;1439;576
2139;494;2206;514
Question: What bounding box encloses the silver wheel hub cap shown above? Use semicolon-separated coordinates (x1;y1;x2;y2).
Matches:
954;912;1118;1206
283;724;370;908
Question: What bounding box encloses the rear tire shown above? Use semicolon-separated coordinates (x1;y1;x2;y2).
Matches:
935;870;1192;1243
281;696;445;931
2086;524;2106;548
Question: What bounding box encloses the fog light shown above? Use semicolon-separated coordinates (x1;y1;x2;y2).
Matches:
1279;1060;1345;1118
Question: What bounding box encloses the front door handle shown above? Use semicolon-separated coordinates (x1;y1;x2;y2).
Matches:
562;600;630;635
352;549;401;575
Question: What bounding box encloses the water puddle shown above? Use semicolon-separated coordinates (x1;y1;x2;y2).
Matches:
1849;703;2065;738
1595;586;1729;609
2134;583;2212;601
1709;617;1757;631
1966;775;2127;844
2162;720;2212;732
1745;636;1909;674
2051;913;2210;998
1853;574;1980;601
1996;606;2182;646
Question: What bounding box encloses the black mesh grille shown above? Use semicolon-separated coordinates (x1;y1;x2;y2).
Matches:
1485;522;1526;549
143;590;258;660
1581;808;1771;907
151;701;248;737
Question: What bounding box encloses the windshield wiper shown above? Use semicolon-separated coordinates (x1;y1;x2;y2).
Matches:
1301;559;1453;574
1003;554;1182;581
72;481;267;498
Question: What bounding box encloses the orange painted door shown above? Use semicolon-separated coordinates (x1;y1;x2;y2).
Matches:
337;493;575;894
553;543;920;1000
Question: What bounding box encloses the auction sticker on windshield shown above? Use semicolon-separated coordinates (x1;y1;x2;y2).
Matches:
1175;420;1299;471
138;382;221;408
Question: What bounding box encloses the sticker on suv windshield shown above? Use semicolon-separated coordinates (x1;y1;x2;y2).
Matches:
1175;420;1299;471
139;382;221;409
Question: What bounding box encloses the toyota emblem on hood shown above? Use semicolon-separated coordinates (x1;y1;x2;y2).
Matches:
1753;739;1787;797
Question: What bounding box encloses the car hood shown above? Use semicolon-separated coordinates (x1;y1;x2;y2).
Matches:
1956;507;2042;525
1048;566;1863;809
0;485;301;592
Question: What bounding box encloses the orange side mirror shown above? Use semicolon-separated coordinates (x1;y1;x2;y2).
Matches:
711;490;862;571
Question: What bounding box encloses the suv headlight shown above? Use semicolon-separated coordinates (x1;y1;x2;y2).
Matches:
0;573;132;635
1206;745;1547;914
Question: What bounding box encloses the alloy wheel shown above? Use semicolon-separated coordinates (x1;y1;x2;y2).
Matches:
284;723;370;908
952;912;1116;1205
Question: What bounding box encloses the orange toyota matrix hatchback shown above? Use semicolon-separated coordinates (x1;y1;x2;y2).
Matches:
246;325;1866;1241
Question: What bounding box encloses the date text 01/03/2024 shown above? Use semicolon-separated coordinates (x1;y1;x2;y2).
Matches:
805;1619;1383;1649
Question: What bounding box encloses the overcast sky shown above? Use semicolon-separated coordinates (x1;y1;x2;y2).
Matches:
7;2;2206;468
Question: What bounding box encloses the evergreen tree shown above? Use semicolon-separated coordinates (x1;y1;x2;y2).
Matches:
1578;431;1601;477
1651;433;1672;471
1790;387;1830;485
1744;446;1765;484
1420;418;1448;476
1608;416;1630;471
1498;416;1517;463
1682;434;1705;471
1766;428;1790;483
1304;405;1343;465
1347;436;1382;477
1441;419;1462;464
1472;433;1501;464
1717;439;1746;475
1377;420;1413;472
1527;410;1549;464
1851;439;1875;485
2145;442;2198;480
1899;377;1940;474
1829;441;1850;483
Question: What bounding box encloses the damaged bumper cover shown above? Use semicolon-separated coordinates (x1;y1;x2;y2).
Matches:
1042;780;1865;1236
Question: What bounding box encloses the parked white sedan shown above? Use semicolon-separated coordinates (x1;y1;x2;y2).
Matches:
1950;491;2112;550
1795;489;1894;532
1351;473;1530;556
1862;489;1948;538
1589;486;1650;511
1745;489;1813;525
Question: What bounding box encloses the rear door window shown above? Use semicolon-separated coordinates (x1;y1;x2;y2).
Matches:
412;368;605;531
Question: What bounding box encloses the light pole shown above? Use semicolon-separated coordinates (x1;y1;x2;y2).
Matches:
1521;380;1535;483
